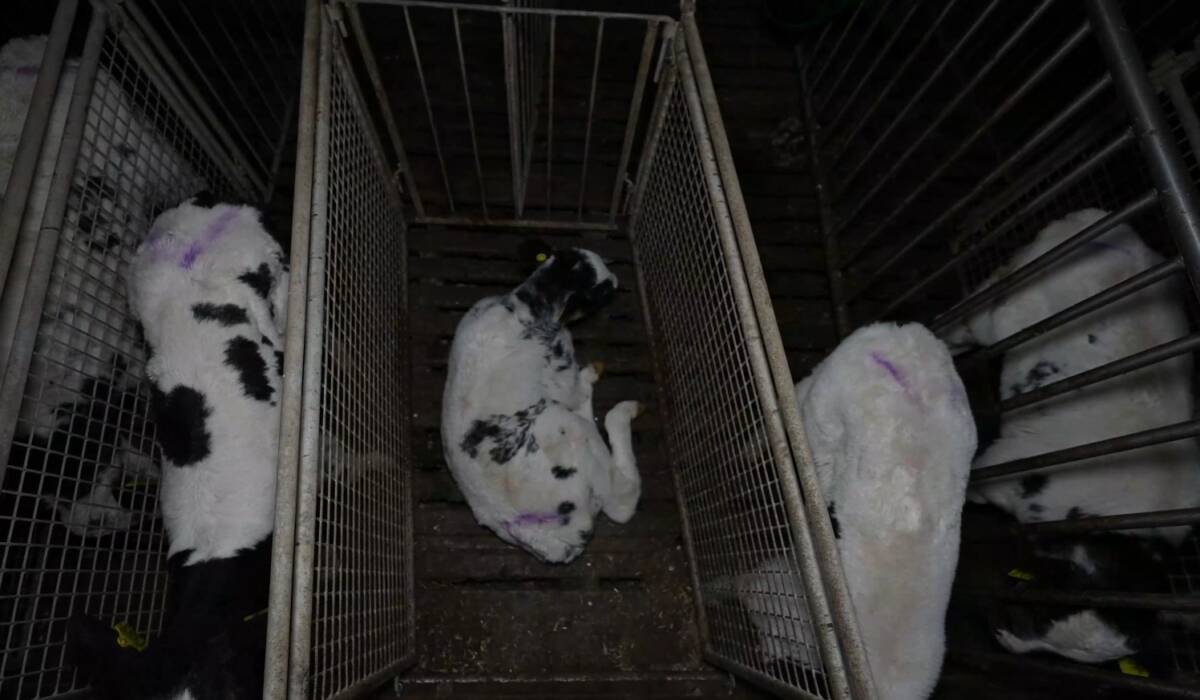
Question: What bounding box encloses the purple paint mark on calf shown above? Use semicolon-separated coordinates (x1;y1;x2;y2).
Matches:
510;512;561;527
870;352;910;390
179;208;239;269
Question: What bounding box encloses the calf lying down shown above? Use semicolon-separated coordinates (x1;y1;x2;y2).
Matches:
948;209;1199;664
69;194;287;699
442;246;641;564
739;323;975;700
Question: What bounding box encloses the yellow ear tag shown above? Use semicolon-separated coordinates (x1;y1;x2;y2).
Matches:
1007;568;1035;582
112;622;148;651
1119;658;1149;677
535;253;548;262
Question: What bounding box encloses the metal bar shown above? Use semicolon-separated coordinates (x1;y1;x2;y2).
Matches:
973;507;1200;539
502;6;524;217
828;0;961;161
802;22;834;85
545;14;555;216
1087;0;1200;299
951;649;1200;700
0;0;77;310
931;193;1151;332
0;6;107;474
971;419;1200;483
264;94;298;206
609;22;658;223
452;8;489;219
413;215;619;232
989;589;1200;612
798;45;850;337
807;0;869;94
864;129;1136;312
287;7;334;698
834;0;1006;187
703;650;826;700
955;256;1183;364
400;671;736;686
841;23;1096;267
403;5;455;212
838;8;1079;232
263;0;321;695
814;0;896;115
1163;73;1200;166
1000;334;1200;412
824;0;924;130
577;18;605;219
680;14;872;699
344;0;425;217
626;38;677;221
355;0;675;23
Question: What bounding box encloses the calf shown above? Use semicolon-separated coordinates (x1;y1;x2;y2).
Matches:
69;193;287;699
441;244;641;564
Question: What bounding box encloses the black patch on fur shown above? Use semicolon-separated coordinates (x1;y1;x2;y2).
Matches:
260;335;273;347
558;501;576;526
513;248;615;323
459;400;546;464
1020;474;1048;499
150;385;213;466
579;528;594;544
1024;360;1060;387
1066;507;1089;520
238;263;273;300
224;336;273;402
69;537;272;700
192;303;250;326
1088;334;1098;344
1027;503;1044;514
274;351;285;378
551;340;567;359
828;501;841;539
552;465;577;479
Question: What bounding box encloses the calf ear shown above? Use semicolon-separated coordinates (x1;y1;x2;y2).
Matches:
516;237;555;276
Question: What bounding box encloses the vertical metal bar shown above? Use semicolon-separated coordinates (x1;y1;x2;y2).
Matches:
1089;0;1200;298
403;6;455;213
545;15;555;216
577;18;605;220
287;7;333;698
453;8;490;219
264;1;320;696
502;6;524;217
679;13;876;699
798;44;850;338
0;6;107;473
344;0;425;217
627;36;678;220
609;22;659;223
0;0;77;311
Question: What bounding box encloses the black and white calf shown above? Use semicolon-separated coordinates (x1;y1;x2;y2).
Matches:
948;208;1199;665
441;245;641;564
68;194;287;699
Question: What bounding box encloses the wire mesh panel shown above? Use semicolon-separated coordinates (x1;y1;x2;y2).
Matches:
284;11;415;699
0;7;243;699
629;39;853;700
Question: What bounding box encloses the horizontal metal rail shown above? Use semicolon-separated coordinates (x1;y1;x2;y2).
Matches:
841;73;1115;272
813;0;896;114
951;649;1200;699
953;256;1184;364
971;419;1200;483
838;22;1093;261
863;129;1136;311
355;0;674;23
970;507;1200;539
412;215;619;231
806;0;869;95
930;193;1151;333
999;333;1200;412
988;589;1200;612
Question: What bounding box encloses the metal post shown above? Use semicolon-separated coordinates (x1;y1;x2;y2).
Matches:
798;44;850;338
263;0;321;697
502;3;525;217
1087;0;1200;299
0;0;77;311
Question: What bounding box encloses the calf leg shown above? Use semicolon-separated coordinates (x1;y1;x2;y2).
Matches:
600;400;642;523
